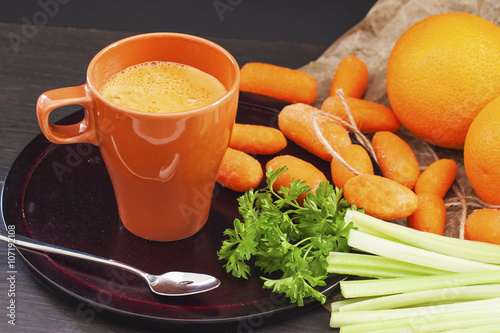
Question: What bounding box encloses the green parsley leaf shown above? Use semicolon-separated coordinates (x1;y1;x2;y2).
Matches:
217;167;358;306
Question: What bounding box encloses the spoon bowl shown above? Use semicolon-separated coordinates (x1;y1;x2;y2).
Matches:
146;271;220;296
0;229;220;296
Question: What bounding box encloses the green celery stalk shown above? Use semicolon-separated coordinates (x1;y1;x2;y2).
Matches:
330;297;500;327
338;307;500;333
348;229;500;273
340;270;500;298
440;323;500;332
330;297;373;312
345;209;500;264
327;252;448;278
336;284;500;311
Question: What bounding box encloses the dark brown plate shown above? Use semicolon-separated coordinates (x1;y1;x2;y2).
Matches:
1;92;342;332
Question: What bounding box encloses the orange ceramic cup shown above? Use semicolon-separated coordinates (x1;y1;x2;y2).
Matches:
36;33;240;241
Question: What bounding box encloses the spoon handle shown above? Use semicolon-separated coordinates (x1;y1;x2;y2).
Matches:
0;229;147;279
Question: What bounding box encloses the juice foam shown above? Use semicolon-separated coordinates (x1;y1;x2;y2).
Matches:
100;61;227;113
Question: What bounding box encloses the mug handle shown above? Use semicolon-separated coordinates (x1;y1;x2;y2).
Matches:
36;84;99;146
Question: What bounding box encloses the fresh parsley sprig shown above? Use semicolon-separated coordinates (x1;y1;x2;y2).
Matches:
217;166;357;306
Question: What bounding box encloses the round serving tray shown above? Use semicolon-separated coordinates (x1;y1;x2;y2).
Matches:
1;92;343;332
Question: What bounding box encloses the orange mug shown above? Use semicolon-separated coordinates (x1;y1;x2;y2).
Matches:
36;33;240;241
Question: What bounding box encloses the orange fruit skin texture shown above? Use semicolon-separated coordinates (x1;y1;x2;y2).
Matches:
464;96;500;205
464;209;500;245
386;13;500;149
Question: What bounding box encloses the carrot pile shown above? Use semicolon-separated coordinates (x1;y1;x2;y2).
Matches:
218;54;496;245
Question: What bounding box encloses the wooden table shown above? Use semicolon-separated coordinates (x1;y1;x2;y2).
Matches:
0;23;344;333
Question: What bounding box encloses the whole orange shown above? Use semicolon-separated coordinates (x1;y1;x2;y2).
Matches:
464;96;500;205
386;13;500;149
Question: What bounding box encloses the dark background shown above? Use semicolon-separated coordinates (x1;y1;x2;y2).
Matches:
0;0;377;48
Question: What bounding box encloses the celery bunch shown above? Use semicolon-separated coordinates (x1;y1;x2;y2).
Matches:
329;210;500;332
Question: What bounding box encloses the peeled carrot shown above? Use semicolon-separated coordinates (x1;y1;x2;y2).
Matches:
240;62;318;104
407;193;446;235
330;144;374;189
372;131;420;190
229;123;287;155
344;174;418;221
216;147;263;192
321;95;401;133
414;159;457;198
266;155;327;202
329;55;369;99
278;103;351;161
464;209;500;245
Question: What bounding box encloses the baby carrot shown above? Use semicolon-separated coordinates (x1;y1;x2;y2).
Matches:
216;147;263;192
266;155;327;203
329;55;369;99
414;159;457;198
372;131;420;190
330;144;374;189
278;103;352;161
344;174;418;221
464;209;500;245
240;62;318;104
321;95;401;133
229;123;287;155
407;193;446;235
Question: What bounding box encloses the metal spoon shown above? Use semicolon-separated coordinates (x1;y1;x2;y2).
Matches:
0;229;220;296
